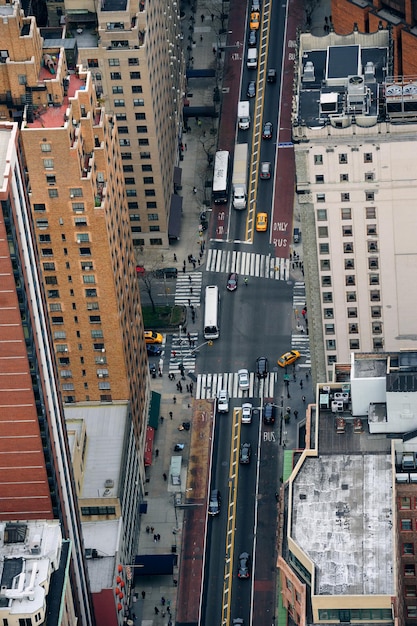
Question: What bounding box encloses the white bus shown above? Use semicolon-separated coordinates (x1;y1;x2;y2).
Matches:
204;285;220;340
212;150;230;205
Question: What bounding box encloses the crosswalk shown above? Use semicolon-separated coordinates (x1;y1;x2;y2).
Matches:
292;281;311;368
174;272;203;306
169;331;199;374
206;248;290;281
196;371;278;400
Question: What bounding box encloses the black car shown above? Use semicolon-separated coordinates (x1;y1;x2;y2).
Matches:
154;267;178;279
267;68;277;83
208;489;221;515
262;121;273;139
247;81;256;98
147;344;162;356
226;272;238;292
256;356;269;378
263;402;276;425
248;30;257;47
239;442;251;464
238;552;250;579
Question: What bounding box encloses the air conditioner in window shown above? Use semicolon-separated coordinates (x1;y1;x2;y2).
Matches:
64;348;68;352
76;238;81;243
102;348;106;353
98;373;104;378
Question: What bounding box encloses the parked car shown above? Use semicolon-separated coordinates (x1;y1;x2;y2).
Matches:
256;212;268;232
144;331;163;344
233;620;244;626
239;442;251;464
154;267;178;279
147;344;162;356
267;68;277;83
247;81;256;98
262;121;273;139
208;489;221;515
238;368;250;390
277;350;301;367
260;162;271;180
227;272;238;292
256;356;269;378
238;552;251;578
248;30;257;47
251;0;260;10
250;11;260;29
217;389;230;413
263;402;276;425
241;402;253;424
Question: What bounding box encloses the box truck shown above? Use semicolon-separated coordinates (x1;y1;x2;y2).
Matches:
232;143;249;210
238;101;250;130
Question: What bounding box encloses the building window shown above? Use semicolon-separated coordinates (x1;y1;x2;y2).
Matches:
123;165;134;172
366;207;376;219
39;234;51;243
83;275;96;284
405;564;415;576
322;292;333;303
45;276;58;285
339;153;347;164
367;224;377;235
112;87;123;94
345;275;355;286
131;226;142;232
316;193;325;203
150;238;163;246
143;176;154;184
74;218;88;227
366;191;375;201
128;202;139;209
118;126;129;134
121;153;132;160
345;259;354;269
328;355;337;365
81;262;93;270
370;290;380;301
130;71;141;79
108;58;120;66
136;126;147;133
315;174;324;184
116;113;127;121
347;307;357;318
314;154;323;164
133;99;145;106
317;209;327;221
114;99;125;107
140;152;151;159
89;315;101;324
146;202;157;209
72;202;85;212
341;193;350;202
48;189;58;198
346;291;356;302
97;368;109;378
125;177;136;184
79;247;91;256
85;289;97;299
47;289;60;298
341;207;351;220
76;233;89;243
400;497;411;509
130;214;140;221
404;543;415;555
372;321;382;334
321;276;332;286
88;58;99;67
43;262;55;271
41;143;52;152
132;85;143;93
401;519;413;531
145;189;156;197
119;139;130;146
41;248;53;256
110;72;122;79
350;339;360;349
318;226;328;238
369;274;379;285
407;606;417;619
364;153;373;163
324;308;334;318
326;339;336;350
133;238;145;246
325;324;335;334
34;203;46;211
52;316;64;324
365;172;374;182
406;586;417;597
320;259;330;270
349;323;358;334
126;190;137;197
371;306;381;318
149;225;160;232
142;164;152;172
128;57;140;65
138;139;149;146
135;113;146;120
36;218;49;229
344;242;354;253
368;257;378;269
342;225;353;236
340;173;349;182
87;302;99;311
43;159;54;169
319;243;329;254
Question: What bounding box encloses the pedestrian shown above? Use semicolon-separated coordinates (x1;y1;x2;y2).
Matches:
174;253;177;262
286;406;291;414
172;350;176;358
183;325;187;334
173;396;176;404
154;607;159;615
190;382;193;394
201;13;204;21
154;534;157;542
178;382;183;393
192;261;196;269
162;611;166;618
213;46;216;55
193;186;197;194
183;259;186;267
173;579;178;586
188;298;191;306
163;472;167;481
184;143;187;151
200;35;203;42
180;144;184;152
195;117;199;126
157;533;161;541
192;312;195;322
155;448;159;457
188;275;192;283
169;411;173;419
167;606;171;615
198;259;201;266
160;415;164;423
211;12;214;20
150;526;154;533
197;119;202;128
190;287;193;294
275;492;279;502
300;380;303;389
146;526;150;533
182;265;186;273
187;331;191;339
293;372;297;382
294;410;298;419
186;384;190;393
202;130;206;137
305;372;309;380
302;395;306;403
302;308;306;318
142;591;146;599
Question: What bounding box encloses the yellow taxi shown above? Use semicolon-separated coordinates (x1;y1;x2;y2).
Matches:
144;330;163;344
250;11;260;29
256;212;268;232
278;350;301;368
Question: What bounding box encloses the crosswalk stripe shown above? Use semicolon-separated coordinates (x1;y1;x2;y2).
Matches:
206;248;289;281
195;372;278;400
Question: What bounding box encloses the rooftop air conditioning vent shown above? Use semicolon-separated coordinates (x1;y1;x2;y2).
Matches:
103;488;112;497
299;493;307;500
302;61;315;82
105;479;114;488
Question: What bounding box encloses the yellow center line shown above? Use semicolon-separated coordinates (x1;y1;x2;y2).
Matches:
221;408;242;626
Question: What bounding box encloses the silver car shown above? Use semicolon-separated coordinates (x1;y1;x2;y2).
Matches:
238;368;250;390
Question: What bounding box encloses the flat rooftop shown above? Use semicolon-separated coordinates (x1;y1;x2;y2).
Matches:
292;454;394;596
25;73;86;129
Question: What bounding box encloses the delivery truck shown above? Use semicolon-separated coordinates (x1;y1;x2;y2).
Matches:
238;101;250;130
232;143;249;210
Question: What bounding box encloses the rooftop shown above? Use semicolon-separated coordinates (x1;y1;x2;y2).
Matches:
292;453;394;596
0;126;14;192
24;72;86;129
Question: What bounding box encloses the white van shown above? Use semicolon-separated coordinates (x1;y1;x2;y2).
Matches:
247;48;258;69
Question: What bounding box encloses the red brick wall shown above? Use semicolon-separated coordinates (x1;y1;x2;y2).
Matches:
401;31;417;75
332;0;371;33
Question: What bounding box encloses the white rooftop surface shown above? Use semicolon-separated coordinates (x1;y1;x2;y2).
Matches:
65;402;129;498
82;519;121;591
292;454;394;596
0;127;13;192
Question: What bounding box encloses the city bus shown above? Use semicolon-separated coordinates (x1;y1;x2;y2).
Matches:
212;150;230;204
204;285;220;340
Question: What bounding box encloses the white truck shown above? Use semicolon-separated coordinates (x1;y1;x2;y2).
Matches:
238;101;250;130
232;143;249;210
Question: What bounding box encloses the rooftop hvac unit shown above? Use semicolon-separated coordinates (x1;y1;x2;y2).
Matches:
364;62;375;81
302;61;315;82
105;479;114;488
